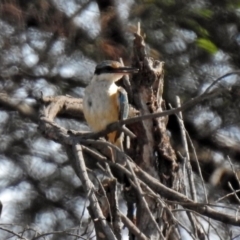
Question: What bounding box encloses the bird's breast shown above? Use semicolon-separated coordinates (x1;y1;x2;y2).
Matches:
83;82;119;132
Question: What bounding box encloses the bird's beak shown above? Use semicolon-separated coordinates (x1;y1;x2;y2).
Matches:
114;67;139;74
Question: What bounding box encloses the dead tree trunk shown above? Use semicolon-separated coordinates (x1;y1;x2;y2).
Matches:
123;31;179;239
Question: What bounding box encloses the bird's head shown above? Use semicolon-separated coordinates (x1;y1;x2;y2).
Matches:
94;60;138;82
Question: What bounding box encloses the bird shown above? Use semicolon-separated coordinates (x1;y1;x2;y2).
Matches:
83;60;138;150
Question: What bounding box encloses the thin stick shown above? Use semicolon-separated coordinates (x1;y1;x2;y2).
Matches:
175;96;197;201
185;131;208;203
72;143;117;240
119;211;149;240
216;189;240;203
126;158;165;239
227;156;240;188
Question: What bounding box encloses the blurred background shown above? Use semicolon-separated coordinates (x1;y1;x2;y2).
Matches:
1;0;240;239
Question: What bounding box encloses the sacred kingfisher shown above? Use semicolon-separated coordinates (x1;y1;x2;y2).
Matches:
83;60;138;150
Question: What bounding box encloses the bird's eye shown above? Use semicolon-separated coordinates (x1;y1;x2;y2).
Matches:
94;65;115;75
105;66;114;71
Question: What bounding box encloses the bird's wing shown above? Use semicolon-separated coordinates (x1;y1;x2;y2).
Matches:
111;87;129;145
117;87;129;121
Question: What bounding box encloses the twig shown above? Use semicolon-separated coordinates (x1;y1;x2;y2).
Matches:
33;230;87;240
79;194;89;228
176;220;198;240
227;156;240;188
0;226;28;240
140;183;195;239
72;143;117;240
227;156;240;203
185;131;208;203
216;189;240;203
105;163;115;179
135;165;240;226
138;180;181;238
172;208;224;240
125;159;165;239
175;96;197;201
91;172;113;225
228;182;240;204
174;97;205;239
166;200;239;211
119;211;149;240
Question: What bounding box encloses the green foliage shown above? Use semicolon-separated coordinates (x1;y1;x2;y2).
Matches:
196;38;218;54
194;8;213;18
182;18;210;37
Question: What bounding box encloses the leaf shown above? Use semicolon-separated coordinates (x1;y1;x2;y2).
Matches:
195;9;213;19
196;38;218;54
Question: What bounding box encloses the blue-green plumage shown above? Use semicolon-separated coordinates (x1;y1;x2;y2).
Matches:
118;87;129;121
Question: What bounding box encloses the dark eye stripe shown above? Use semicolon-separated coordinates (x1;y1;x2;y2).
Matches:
95;66;114;75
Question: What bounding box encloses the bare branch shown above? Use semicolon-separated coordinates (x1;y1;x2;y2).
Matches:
120;73;231;127
126;159;164;239
72;143;117;240
119;212;149;240
0;226;28;240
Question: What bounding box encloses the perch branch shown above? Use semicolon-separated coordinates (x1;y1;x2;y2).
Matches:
74;71;238;141
39;106;240;227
